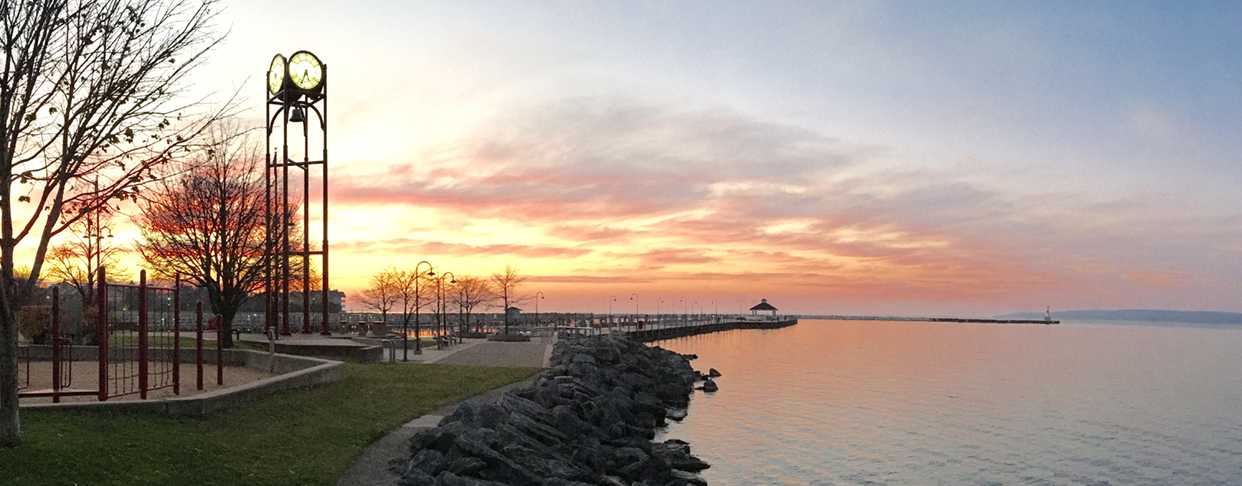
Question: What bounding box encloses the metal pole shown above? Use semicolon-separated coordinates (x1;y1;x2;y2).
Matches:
630;293;638;331
97;267;108;401
281;92;292;335
535;292;544;328
173;274;180;396
322;64;331;336
216;314;224;386
439;272;454;343
51;286;60;403
302;106;311;334
264;83;273;335
410;261;432;358
436;277;441;344
196;302;203;391
139;270;148;400
608;295;616;332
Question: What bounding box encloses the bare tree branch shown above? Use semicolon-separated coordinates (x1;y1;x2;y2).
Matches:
135;119;266;348
1;0;230;447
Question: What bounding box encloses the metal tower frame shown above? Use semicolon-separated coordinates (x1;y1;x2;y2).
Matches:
265;52;329;335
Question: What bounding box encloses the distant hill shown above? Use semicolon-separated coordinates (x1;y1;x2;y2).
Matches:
997;309;1242;324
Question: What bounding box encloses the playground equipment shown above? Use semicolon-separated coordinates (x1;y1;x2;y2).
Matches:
16;268;225;403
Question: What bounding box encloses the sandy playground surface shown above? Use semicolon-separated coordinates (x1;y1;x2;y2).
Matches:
15;360;277;404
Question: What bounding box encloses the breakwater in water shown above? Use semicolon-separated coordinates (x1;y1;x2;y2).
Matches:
393;334;713;486
625;318;798;342
795;315;1059;324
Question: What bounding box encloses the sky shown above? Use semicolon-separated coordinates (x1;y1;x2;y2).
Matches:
107;1;1242;315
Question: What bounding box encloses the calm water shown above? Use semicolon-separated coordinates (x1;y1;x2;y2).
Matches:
653;319;1242;485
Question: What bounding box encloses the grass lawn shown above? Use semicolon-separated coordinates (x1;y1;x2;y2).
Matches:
0;363;540;485
105;331;202;350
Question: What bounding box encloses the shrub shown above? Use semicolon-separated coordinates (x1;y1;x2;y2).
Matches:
17;306;53;345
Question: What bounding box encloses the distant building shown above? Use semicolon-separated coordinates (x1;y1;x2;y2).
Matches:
749;299;778;317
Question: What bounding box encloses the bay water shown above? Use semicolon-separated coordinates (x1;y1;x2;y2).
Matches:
653;319;1242;485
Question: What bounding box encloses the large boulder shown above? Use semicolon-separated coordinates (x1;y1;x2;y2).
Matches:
396;334;709;486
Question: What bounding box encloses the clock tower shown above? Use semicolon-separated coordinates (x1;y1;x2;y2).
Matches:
265;51;330;336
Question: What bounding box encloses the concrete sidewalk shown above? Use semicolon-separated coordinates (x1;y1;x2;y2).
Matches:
429;341;552;368
336;338;552;486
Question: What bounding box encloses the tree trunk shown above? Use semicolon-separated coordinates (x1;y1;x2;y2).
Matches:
221;310;236;348
0;303;20;447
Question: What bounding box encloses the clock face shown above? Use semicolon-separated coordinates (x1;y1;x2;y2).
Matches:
288;51;323;91
267;54;286;94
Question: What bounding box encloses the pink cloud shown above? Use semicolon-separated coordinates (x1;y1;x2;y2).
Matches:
321;98;1242;313
334;238;590;259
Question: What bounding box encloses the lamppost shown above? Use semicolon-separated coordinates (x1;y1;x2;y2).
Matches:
412;261;433;356
437;271;455;345
711;299;717;321
456;281;465;334
629;293;638;330
535;292;544;327
608;295;617;332
680;297;687;326
657;298;665;328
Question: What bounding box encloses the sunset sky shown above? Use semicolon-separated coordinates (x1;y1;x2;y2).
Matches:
127;1;1242;316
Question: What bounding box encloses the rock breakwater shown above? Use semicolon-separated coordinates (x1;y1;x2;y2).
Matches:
394;334;711;486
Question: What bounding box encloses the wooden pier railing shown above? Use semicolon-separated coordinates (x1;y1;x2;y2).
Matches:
624;318;798;342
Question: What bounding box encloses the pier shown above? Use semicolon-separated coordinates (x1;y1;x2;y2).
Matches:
624;318;798;342
525;315;801;343
792;315;1060;325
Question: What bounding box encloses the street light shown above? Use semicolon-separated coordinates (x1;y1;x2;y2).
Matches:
680;297;687;326
657;298;665;328
608;295;617;331
411;261;433;356
629;293;639;331
535;291;544;327
437;271;455;346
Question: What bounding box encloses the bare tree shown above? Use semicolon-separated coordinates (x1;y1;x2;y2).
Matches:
451;275;492;333
136;121;264;348
359;266;400;326
490;263;529;334
45;198;130;310
0;0;230;447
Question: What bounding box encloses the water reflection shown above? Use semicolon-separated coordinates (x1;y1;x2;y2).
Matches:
655;320;1242;485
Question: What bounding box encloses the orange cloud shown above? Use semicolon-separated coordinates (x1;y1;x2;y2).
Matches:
317;98;1242;315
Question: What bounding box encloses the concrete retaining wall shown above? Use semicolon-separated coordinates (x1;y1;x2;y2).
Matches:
269;340;385;363
19;349;347;416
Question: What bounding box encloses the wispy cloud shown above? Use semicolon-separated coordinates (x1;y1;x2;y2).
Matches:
323;97;1242;313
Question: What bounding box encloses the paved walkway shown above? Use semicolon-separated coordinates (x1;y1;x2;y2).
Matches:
430;341;552;367
238;333;554;367
336;338;553;486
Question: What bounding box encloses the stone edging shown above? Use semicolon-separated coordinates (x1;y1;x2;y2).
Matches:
20;350;347;416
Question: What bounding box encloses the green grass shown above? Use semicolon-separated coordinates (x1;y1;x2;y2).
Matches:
106;331;200;350
0;363;540;485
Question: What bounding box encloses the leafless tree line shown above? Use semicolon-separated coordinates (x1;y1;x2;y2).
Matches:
361;263;530;335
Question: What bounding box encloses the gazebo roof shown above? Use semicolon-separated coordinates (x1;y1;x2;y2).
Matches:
749;299;777;311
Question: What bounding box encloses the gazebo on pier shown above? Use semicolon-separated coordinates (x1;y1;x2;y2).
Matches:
749;299;778;318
